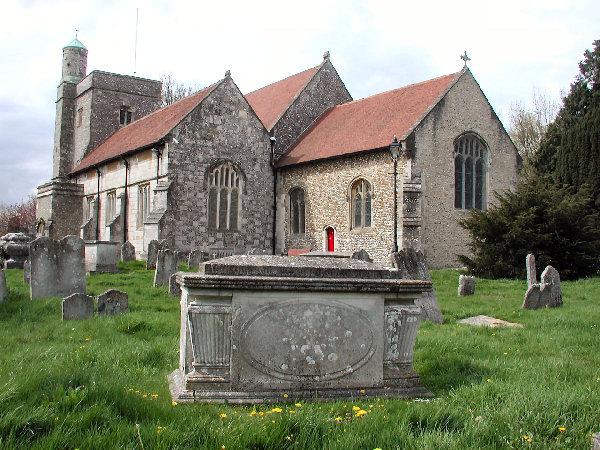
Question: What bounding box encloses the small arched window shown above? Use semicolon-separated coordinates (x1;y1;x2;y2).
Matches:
289;187;306;234
454;134;487;209
351;179;372;229
208;162;241;231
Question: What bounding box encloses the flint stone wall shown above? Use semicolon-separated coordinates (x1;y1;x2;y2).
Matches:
62;293;94;320
30;236;86;299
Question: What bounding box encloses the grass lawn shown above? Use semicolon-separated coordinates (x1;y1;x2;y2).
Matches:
0;262;598;449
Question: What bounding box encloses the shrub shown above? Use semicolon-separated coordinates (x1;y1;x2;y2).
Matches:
458;175;600;280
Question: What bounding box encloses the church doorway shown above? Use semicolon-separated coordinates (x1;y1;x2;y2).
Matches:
326;227;335;252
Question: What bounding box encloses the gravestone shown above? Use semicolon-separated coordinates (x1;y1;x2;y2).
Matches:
592;433;600;450
30;236;86;299
154;249;177;287
176;251;189;264
188;250;208;270
351;249;373;263
541;265;562;307
458;275;476;296
23;259;30;284
0;232;33;269
97;289;128;315
0;269;7;302
526;253;537;287
146;239;168;270
62;293;94;320
390;249;443;323
85;241;119;273
120;241;136;262
458;315;523;328
169;273;181;297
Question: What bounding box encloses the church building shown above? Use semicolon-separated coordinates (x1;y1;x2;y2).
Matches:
36;38;520;268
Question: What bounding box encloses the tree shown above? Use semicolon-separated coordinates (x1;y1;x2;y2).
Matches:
458;175;600;280
533;39;600;203
160;73;201;107
508;88;559;172
0;196;37;236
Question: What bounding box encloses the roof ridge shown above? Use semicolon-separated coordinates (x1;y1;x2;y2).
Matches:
246;64;320;96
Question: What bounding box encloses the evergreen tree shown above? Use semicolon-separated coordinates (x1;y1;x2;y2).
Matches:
534;39;600;203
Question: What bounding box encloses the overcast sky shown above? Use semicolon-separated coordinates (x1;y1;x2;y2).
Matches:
0;0;598;204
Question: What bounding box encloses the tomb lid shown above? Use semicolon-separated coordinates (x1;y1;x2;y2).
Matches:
201;255;398;279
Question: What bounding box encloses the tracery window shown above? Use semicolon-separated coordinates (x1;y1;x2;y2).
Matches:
454;134;487;209
208;162;241;231
83;196;94;222
350;178;372;229
137;184;150;229
105;191;116;225
289;187;306;234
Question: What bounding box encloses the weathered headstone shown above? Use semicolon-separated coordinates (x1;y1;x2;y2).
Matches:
592;432;600;450
458;275;476;296
169;273;181;297
0;232;33;269
120;241;136;262
97;289;129;315
351;249;373;263
541;265;562;307
390;249;443;323
23;259;30;284
0;269;7;302
154;249;177;287
62;293;94;320
146;239;168;270
526;253;537;287
85;241;119;273
30;236;86;300
188;250;208;270
176;251;189;264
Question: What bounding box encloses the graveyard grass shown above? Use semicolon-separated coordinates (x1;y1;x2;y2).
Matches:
0;263;599;449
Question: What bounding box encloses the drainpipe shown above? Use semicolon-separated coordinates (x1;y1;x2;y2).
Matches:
270;137;277;255
154;146;162;181
122;157;129;243
95;167;101;241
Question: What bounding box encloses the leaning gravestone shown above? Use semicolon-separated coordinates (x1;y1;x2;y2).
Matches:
120;241;136;262
188;250;208;270
30;236;86;300
526;253;537;287
62;293;94;320
540;265;562;307
146;239;168;270
351;249;373;263
169;273;181;297
458;275;476;296
97;289;128;315
154;249;178;287
23;259;30;284
0;269;7;302
390;248;443;323
0;232;33;269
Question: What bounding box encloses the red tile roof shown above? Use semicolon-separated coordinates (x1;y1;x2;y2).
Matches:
276;71;462;168
71;82;219;174
245;66;319;131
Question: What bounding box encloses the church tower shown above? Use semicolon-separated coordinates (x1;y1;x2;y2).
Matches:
53;37;88;179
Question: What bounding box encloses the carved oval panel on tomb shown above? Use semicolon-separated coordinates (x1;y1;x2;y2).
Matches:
239;300;376;381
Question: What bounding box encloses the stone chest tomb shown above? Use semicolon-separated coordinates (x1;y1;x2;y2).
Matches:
169;255;433;403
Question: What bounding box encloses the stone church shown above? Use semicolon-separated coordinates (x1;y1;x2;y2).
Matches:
36;38;520;268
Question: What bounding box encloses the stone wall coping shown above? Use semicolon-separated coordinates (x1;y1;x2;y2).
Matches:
177;273;432;293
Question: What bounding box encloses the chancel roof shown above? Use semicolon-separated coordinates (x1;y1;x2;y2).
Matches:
245;66;319;131
71;82;219;174
276;70;463;168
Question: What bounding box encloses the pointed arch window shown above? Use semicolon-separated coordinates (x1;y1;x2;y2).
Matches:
289;187;306;235
454;134;487;209
351;179;372;229
208;162;241;231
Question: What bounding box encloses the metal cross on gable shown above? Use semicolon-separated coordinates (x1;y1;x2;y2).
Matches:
461;51;471;66
75;28;79;39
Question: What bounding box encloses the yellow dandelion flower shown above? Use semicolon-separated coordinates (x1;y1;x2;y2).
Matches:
271;420;275;424
85;337;91;341
221;446;226;450
558;427;566;432
334;417;343;422
151;394;158;398
142;394;147;398
374;448;382;450
259;412;264;416
352;406;360;411
523;435;529;440
271;407;282;413
172;401;178;406
295;403;302;407
486;378;492;382
80;345;85;349
283;394;288;398
220;413;227;418
289;410;296;414
157;426;163;430
355;409;367;417
285;436;291;441
359;389;366;394
135;390;140;393
250;410;257;416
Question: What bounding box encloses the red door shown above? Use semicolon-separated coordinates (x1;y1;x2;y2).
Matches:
326;227;334;252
